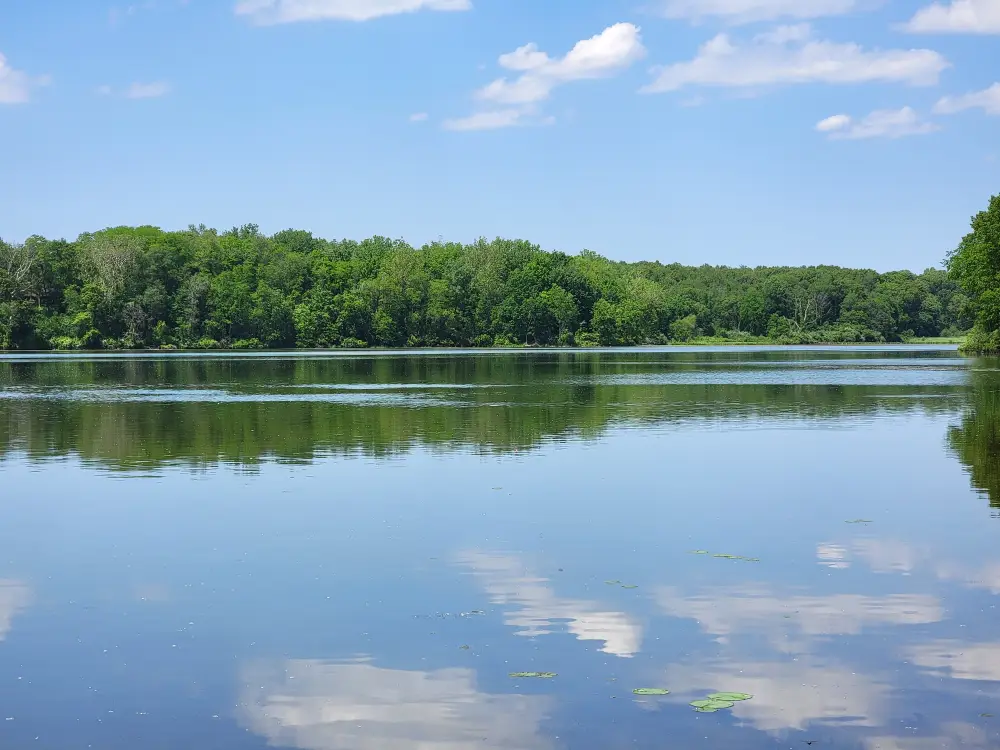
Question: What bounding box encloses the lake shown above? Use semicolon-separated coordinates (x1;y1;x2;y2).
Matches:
0;346;998;750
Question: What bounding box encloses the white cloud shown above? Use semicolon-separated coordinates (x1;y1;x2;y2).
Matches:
443;108;534;131
239;659;552;750
906;640;1000;681
125;81;171;99
458;551;643;657
655;0;868;25
642;24;949;93
477;23;645;106
934;82;1000;115
235;0;471;24
901;0;1000;34
447;23;644;131
96;84;114;96
815;107;939;139
0;580;31;640
0;53;50;104
408;112;429;122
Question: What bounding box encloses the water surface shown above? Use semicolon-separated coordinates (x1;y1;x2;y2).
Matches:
1;346;998;749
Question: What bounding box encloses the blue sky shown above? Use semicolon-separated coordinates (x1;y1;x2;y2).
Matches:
0;0;997;270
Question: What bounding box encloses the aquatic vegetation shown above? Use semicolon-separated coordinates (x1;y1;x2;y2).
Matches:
621;584;639;589
707;692;753;702
509;672;557;679
690;549;759;561
845;519;873;524
632;688;670;695
712;553;760;562
605;580;621;585
690;692;753;712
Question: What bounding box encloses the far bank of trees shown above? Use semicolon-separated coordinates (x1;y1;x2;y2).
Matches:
0;224;973;351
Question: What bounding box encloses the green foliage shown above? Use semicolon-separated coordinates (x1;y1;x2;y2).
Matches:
947;195;1000;352
0;225;968;350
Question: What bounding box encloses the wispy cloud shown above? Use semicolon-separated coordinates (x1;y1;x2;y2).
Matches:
934;82;1000;115
0;53;51;104
641;24;948;94
445;22;645;131
815;107;939;139
235;0;471;24
408;111;429;122
96;81;172;99
443;108;535;131
125;81;172;99
653;0;873;25
900;0;1000;34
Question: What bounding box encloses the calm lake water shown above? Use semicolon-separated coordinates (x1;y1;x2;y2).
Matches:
1;346;998;750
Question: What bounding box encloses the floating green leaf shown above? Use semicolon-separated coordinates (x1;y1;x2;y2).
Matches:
691;699;734;712
459;644;470;650
621;584;639;589
509;672;557;679
708;692;752;702
981;712;994;718
605;580;622;585
689;550;710;555
845;519;873;524
632;688;670;695
712;553;760;562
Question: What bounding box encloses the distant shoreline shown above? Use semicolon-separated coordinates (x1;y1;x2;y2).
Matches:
0;340;966;356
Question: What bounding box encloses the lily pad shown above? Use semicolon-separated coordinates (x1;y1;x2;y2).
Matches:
690;698;738;712
605;580;622;585
632;688;670;695
708;692;753;702
509;672;557;679
459;645;470;650
621;584;639;589
690;550;710;555
845;519;873;524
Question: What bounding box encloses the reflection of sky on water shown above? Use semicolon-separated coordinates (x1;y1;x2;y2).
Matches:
0;580;30;641
239;660;553;750
457;551;642;658
657;585;943;639
661;658;890;732
0;349;999;749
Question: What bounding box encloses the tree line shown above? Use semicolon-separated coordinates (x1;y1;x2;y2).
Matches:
0;223;973;350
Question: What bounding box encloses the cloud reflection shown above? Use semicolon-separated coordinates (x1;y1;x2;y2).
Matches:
866;722;993;750
0;579;31;640
906;641;1000;682
656;585;943;640
456;551;643;658
239;660;552;750
663;659;889;732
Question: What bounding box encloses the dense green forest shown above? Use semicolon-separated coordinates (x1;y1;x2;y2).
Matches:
0;224;973;350
947;194;1000;353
